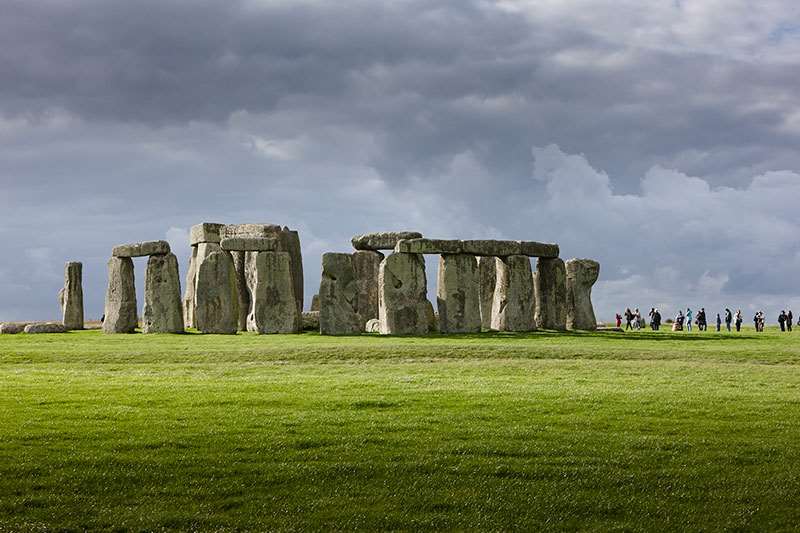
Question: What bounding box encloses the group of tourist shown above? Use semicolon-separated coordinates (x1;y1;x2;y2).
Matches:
615;307;795;332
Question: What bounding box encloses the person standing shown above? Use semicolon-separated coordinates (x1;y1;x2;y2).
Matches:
778;311;787;332
633;308;642;330
716;313;722;332
625;308;633;330
735;309;743;332
724;308;732;332
615;313;622;328
698;308;707;331
686;308;693;332
653;308;661;331
788;309;793;332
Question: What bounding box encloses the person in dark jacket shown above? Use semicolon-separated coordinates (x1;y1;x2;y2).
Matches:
788;309;793;332
778;310;787;332
724;308;732;332
716;313;722;332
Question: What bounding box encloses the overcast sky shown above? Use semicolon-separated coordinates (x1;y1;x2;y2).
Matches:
2;0;800;323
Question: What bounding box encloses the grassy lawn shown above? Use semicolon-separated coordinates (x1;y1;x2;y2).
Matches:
1;328;799;530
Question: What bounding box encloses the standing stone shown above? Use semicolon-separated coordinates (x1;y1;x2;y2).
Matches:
231;251;250;331
477;256;497;330
378;253;432;335
310;294;320;312
183;247;198;328
319;253;361;335
61;262;84;330
436;254;481;333
142;253;184;334
352;250;384;326
245;251;301;334
103;257;138;334
565;259;600;330
534;258;567;330
491;255;536;332
194;251;239;334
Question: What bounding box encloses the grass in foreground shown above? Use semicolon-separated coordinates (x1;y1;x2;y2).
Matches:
1;327;799;530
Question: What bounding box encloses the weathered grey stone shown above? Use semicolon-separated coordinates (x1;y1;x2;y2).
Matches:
220;223;283;239
352;250;384;325
319;253;361;335
477;256;497;330
189;223;225;245
25;322;67;334
519;241;560;258
491;255;536;332
310;294;320;312
142;253;184;334
61;261;84;330
351;231;423;251
436;254;481;333
365;318;380;333
378;252;432;335
302;311;320;331
534;258;567;330
231;251;250;331
565;259;600;331
461;240;519;257
0;323;26;334
183;246;198;328
112;240;170;258
395;239;463;255
194;251;239;334
220;237;278;252
103;257;138;334
245;251;300;334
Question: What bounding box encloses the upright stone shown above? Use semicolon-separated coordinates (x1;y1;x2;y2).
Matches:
61;261;84;330
319;253;361;335
142;253;184;333
436;254;481;333
477;256;497;330
378;253;432;335
231;251;250;331
194;251;239;334
310;294;320;312
565;259;600;330
352;250;384;326
534;258;567;330
183;246;198;328
491;255;536;332
103;257;138;334
245;251;301;334
277;229;304;317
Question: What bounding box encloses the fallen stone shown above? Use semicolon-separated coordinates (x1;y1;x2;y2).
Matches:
245;251;300;334
194;251;239;334
351;231;423;251
61;261;84;330
310;294;320;312
112;240;170;258
142;253;184;333
0;323;26;334
25;322;66;334
103;256;138;334
565;259;600;331
394;239;463;254
189;222;225;245
365;318;380;333
477;256;497;330
352;250;384;325
378;252;433;335
319;253;361;335
436;254;481;333
534;258;567;330
491;255;536;332
302;311;320;331
220;237;278;252
231;251;250;332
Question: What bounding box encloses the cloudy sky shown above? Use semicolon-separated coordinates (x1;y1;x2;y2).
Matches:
2;0;800;323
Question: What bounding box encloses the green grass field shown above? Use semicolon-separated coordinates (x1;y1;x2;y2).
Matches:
1;327;799;531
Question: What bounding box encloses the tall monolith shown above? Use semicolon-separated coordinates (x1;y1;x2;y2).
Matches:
378;252;432;335
143;252;184;333
437;254;481;333
565;259;600;330
246;251;300;334
477;256;496;330
194;251;239;334
319;253;361;335
352;250;384;326
534;257;567;330
490;255;535;332
103;257;138;333
61;261;84;330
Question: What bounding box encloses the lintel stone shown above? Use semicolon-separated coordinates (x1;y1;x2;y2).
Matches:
220;237;278;252
112;240;171;258
190;223;225;245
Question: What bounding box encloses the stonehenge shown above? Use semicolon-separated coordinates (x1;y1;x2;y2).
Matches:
245;251;301;334
491;255;536;332
319;253;361;335
535;258;567;330
352;250;384;326
437;254;481;333
61;261;84;330
477;257;497;330
378;252;433;335
194;250;239;334
566;259;600;331
103;256;138;333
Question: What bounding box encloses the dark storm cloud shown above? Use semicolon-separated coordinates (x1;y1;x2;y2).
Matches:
1;0;800;321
